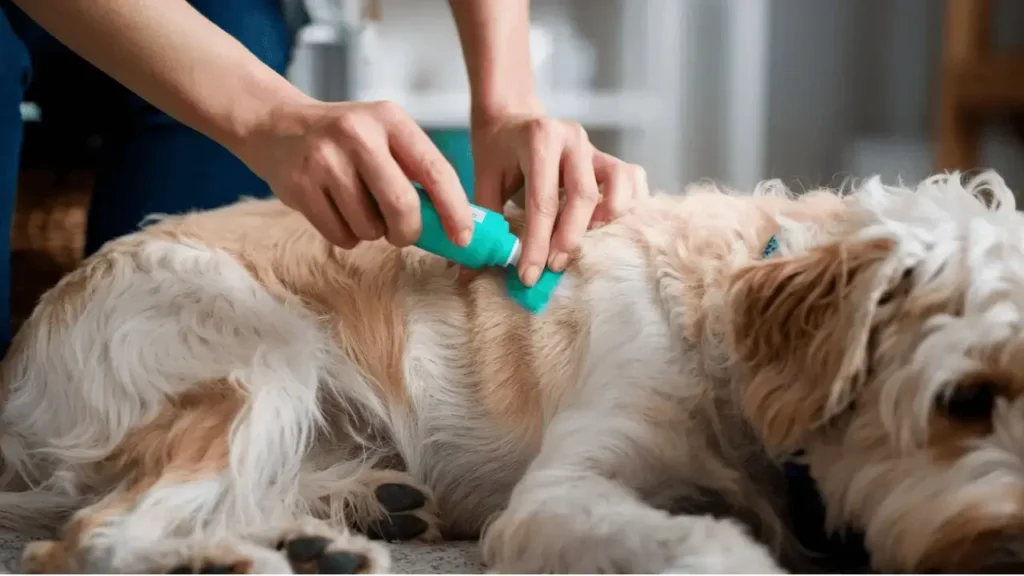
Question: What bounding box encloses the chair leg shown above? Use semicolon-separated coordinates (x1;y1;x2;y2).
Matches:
936;0;991;172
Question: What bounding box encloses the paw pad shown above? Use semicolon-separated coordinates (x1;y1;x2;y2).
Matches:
279;537;368;574
364;483;430;542
374;483;426;513
166;562;248;574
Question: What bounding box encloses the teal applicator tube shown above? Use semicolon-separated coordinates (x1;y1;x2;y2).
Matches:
412;184;563;314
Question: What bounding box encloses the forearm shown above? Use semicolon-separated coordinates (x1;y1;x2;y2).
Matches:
448;0;542;121
12;0;310;153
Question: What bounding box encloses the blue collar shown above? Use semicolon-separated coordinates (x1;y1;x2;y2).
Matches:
762;234;780;259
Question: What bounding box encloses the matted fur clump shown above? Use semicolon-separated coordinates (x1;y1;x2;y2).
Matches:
0;170;1022;573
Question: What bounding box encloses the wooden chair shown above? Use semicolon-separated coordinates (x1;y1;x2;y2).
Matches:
936;0;1024;171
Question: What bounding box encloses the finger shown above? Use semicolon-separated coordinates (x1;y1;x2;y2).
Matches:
303;187;359;249
384;108;473;247
322;151;387;241
549;142;599;272
518;131;562;287
348;123;424;247
591;156;632;227
472;163;506;214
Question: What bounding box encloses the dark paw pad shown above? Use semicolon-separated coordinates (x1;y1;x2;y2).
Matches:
373;483;426;513
363;483;430;542
365;513;428;542
167;563;242;574
281;537;368;574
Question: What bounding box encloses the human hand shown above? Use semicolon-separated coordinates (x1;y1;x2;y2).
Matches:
471;113;649;287
236;98;474;249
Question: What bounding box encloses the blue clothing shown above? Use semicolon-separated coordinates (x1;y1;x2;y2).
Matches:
0;0;294;354
0;2;31;353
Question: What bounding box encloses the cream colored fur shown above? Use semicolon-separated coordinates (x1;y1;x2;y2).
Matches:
1;170;1021;573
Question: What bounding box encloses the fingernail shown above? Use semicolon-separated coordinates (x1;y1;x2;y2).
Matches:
549;252;569;272
457;228;473;247
521;265;541;287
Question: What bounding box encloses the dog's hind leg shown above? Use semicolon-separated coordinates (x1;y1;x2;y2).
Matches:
19;381;389;574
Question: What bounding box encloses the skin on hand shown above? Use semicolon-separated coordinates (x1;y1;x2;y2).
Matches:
11;0;474;252
449;0;649;287
235;99;474;250
14;0;644;268
471;114;650;286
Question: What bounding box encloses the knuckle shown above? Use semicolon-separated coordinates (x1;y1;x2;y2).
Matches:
525;118;555;145
632;164;648;185
333;113;365;139
388;188;420;217
419;155;450;187
568;122;588;145
528;194;559;220
372;100;404;122
310;140;334;165
574;183;601;204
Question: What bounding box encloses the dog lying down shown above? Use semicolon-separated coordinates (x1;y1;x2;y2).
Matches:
1;170;1022;573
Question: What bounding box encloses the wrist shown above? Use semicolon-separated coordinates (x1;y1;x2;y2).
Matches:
471;89;545;129
211;67;314;154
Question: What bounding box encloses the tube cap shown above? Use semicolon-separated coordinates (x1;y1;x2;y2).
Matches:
505;267;564;314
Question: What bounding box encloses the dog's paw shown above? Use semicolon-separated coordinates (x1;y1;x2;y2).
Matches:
321;469;442;544
273;519;389;574
661;518;785;574
365;481;440;542
163;544;275;574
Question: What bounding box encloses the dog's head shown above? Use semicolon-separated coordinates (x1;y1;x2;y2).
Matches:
725;171;1024;572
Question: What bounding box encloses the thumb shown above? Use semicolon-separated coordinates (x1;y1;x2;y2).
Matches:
472;163;506;213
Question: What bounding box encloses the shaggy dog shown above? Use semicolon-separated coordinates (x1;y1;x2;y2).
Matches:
0;170;1020;573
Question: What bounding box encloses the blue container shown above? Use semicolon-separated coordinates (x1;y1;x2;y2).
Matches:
426;128;474;203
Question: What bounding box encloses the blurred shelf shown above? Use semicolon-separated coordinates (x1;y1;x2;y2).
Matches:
353;89;664;129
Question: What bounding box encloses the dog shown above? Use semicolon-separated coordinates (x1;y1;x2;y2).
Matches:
1;169;1022;573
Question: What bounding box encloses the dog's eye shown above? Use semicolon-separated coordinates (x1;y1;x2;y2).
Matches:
939;382;1000;422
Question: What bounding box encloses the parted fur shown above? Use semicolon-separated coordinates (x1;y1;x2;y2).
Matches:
1;170;1022;573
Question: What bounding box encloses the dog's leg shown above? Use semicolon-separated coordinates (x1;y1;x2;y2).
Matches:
480;411;785;574
22;492;388;574
303;464;442;543
19;380;391;574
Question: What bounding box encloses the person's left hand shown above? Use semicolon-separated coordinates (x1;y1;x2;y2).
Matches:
469;112;649;287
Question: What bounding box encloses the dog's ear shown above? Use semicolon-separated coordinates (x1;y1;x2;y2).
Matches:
726;236;900;455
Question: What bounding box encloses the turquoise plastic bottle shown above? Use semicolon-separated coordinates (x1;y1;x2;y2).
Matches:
412;184;563;314
413;185;521;270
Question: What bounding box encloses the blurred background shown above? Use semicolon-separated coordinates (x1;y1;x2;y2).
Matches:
11;0;1024;326
286;0;1024;195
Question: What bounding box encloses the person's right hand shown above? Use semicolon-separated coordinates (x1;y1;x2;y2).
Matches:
236;98;475;250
